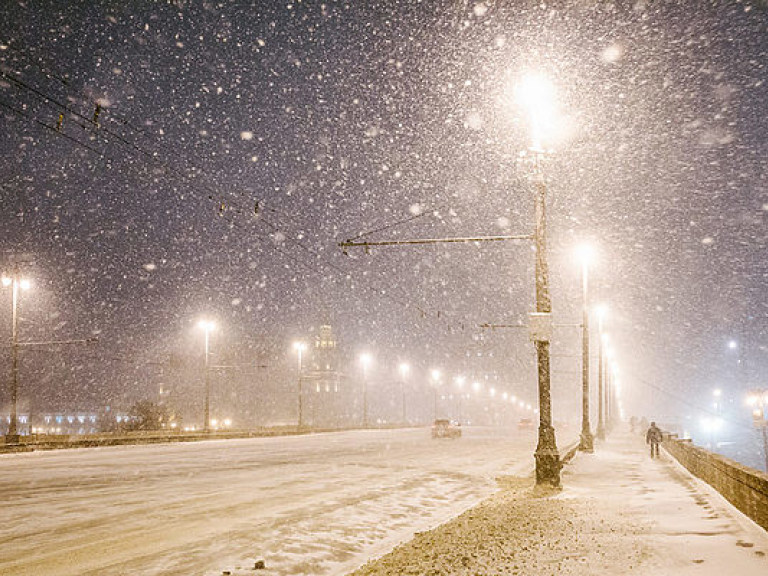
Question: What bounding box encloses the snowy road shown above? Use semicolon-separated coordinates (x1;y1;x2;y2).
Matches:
0;426;541;576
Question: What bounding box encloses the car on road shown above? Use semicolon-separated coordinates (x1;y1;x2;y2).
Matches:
518;417;534;430
431;419;461;439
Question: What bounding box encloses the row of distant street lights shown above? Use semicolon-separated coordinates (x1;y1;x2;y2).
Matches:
195;321;539;431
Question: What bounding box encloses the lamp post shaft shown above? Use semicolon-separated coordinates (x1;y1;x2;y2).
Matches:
362;370;368;427
596;318;605;440
8;270;20;438
532;160;561;487
297;348;303;427
203;329;210;432
579;263;594;452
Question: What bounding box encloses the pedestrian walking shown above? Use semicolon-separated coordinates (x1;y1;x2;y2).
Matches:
646;421;663;458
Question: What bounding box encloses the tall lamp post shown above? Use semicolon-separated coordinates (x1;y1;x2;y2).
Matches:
455;375;465;424
577;244;595;453
360;353;371;427
596;314;608;440
198;320;216;432
293;341;307;427
518;73;561;487
2;267;31;440
747;390;768;472
430;369;441;421
399;362;410;424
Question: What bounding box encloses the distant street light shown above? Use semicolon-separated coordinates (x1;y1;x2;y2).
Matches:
430;369;441;421
577;244;595;453
360;353;372;427
2;266;31;441
399;362;410;424
197;320;216;432
747;390;768;472
455;376;465;424
293;341;307;427
518;72;561;487
596;308;608;440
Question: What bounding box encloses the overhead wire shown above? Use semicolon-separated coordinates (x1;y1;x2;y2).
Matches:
0;69;475;334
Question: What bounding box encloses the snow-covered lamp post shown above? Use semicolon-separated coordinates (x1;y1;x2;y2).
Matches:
399;362;410;424
430;369;441;421
596;307;608;440
360;353;372;427
293;341;307;427
198;320;216;432
747;390;768;472
577;244;595;453
2;266;31;441
517;72;561;487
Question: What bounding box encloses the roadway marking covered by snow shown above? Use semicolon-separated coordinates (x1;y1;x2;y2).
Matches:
0;426;538;575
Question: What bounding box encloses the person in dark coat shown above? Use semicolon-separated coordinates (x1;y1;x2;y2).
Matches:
646;421;663;458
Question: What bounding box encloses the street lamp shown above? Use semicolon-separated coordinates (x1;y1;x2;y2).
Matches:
455;376;465;424
293;341;307;427
197;319;216;432
747;390;768;472
430;369;441;421
360;353;372;427
399;362;410;424
518;72;561;487
596;310;608;439
576;244;595;453
2;267;31;440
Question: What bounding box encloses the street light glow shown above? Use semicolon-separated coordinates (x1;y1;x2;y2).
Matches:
198;319;216;332
728;339;738;350
576;243;595;267
19;279;31;290
516;72;558;149
293;341;307;352
0;277;10;287
359;353;372;368
399;362;410;377
431;369;441;382
595;304;608;320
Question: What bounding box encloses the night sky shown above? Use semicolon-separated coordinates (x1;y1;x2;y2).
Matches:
1;1;767;464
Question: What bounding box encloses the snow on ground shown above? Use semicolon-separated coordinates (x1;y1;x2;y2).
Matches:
0;426;542;576
350;427;768;576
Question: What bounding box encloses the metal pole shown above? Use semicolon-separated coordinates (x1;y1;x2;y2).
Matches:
362;365;368;427
596;317;605;440
8;269;20;439
297;347;303;427
203;328;210;432
532;155;561;487
579;262;594;452
401;380;406;424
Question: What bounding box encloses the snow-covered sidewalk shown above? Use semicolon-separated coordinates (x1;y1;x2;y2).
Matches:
349;428;768;575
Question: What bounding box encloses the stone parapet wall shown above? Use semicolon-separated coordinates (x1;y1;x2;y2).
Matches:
663;434;768;531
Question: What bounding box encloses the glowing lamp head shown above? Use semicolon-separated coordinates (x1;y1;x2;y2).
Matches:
399;363;410;376
1;277;10;287
576;243;595;268
516;73;558;149
359;353;372;368
198;320;216;332
293;341;307;352
431;369;441;382
19;279;31;290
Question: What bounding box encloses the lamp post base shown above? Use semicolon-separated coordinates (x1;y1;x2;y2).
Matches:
535;425;561;488
579;430;594;452
596;424;606;440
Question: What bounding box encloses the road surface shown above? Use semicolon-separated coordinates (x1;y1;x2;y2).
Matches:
0;426;543;575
